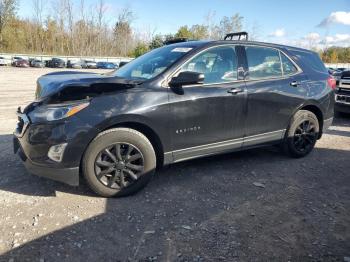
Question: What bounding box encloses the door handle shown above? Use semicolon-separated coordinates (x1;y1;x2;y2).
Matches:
290;81;301;87
227;88;243;95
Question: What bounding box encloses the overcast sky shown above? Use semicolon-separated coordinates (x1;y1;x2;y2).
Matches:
18;0;350;48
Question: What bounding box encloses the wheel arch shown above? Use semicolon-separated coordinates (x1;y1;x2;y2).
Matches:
78;114;167;180
110;122;164;168
298;103;324;139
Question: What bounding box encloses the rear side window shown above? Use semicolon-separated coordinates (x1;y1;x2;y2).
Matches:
281;53;298;75
245;46;282;80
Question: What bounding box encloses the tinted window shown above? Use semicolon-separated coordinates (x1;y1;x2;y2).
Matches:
291;50;327;74
112;45;194;80
245;46;282;79
180;46;238;84
281;53;298;75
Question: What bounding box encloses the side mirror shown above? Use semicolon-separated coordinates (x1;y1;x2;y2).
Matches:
169;71;205;88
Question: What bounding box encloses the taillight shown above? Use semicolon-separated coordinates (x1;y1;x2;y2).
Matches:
327;76;336;90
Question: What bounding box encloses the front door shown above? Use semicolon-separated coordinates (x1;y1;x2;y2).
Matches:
168;45;246;162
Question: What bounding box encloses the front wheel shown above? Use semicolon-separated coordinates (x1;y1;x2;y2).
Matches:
82;128;156;197
283;110;319;158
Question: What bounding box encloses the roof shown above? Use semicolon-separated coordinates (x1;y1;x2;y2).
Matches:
168;39;313;53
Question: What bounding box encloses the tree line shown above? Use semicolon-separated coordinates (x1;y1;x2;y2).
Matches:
0;0;256;57
0;0;349;62
319;47;350;64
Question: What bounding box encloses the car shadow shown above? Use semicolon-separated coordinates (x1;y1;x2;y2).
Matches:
325;113;350;138
0;133;350;261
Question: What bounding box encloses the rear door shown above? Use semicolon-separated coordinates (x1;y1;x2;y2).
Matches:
168;45;246;161
242;45;308;146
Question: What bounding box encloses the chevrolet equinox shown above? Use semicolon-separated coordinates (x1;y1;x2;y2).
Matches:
14;32;335;197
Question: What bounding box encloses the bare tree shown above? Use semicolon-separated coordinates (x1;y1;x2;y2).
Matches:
65;0;75;55
204;10;216;40
32;0;46;52
0;0;17;46
114;7;134;56
96;0;107;56
213;14;243;40
248;21;261;41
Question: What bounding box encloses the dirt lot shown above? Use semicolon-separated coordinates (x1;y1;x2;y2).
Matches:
0;67;349;262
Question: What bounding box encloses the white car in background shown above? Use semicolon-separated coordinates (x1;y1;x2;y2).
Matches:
82;60;98;69
0;56;11;66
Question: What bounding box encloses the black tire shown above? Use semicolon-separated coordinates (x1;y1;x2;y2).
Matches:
82;128;156;197
283;110;319;158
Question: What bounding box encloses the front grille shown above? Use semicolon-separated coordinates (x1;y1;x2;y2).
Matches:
339;79;350;89
336;94;350;105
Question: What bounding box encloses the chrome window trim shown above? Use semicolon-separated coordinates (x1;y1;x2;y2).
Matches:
165;43;241;87
164;43;303;88
243;44;303;73
279;51;284;75
279;50;301;77
243;45;302;81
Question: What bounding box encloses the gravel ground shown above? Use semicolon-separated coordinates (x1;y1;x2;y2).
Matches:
0;67;349;262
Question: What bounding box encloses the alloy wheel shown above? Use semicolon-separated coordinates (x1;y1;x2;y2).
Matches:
293;120;317;153
94;143;144;189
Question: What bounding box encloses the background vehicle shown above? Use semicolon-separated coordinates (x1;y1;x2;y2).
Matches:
30;59;45;68
13;59;29;67
336;67;347;72
335;70;350;114
97;61;117;69
67;60;83;69
14;32;334;198
11;56;24;66
0;56;11;66
47;58;66;68
328;68;342;85
82;60;97;69
118;61;128;67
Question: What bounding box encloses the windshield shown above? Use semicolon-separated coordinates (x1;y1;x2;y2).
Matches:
111;45;194;80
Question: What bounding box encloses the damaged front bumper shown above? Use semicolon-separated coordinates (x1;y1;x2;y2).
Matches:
14;138;79;186
12;109;94;187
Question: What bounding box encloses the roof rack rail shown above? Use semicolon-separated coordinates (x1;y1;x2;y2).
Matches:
224;32;249;41
164;38;189;45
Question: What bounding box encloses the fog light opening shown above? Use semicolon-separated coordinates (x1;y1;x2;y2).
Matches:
48;143;67;162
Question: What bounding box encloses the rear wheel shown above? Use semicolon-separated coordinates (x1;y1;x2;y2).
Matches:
82;128;156;197
283;110;319;158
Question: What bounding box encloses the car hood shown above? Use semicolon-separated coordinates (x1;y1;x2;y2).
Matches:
35;71;139;102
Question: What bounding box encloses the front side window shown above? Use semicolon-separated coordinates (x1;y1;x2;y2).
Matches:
180;46;238;84
245;46;282;80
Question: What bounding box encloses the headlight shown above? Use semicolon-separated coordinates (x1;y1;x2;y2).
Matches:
29;102;89;122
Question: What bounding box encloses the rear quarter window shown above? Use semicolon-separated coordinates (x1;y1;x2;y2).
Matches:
289;49;327;75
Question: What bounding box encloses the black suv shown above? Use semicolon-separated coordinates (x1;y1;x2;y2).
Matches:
14;32;335;197
335;70;350;113
47;58;66;68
